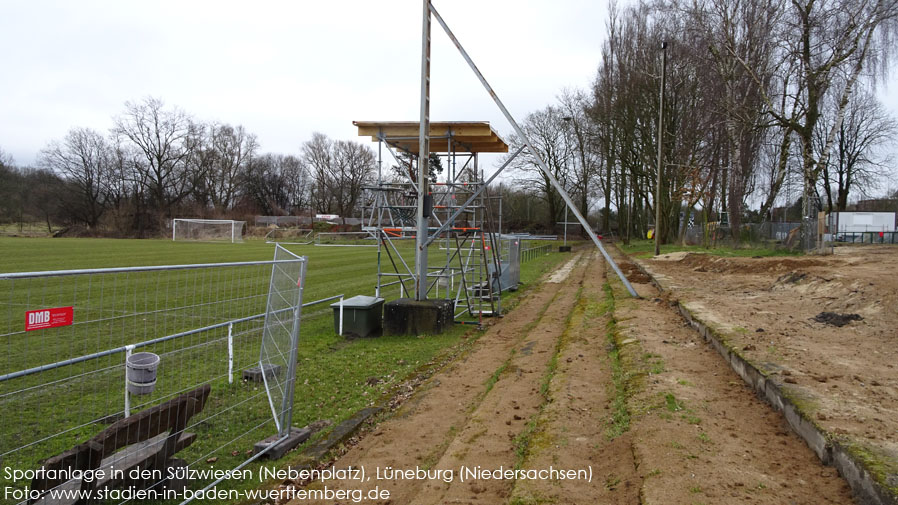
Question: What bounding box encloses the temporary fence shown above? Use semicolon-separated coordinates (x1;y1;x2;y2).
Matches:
520;241;552;262
681;220;837;252
254;216;310;228
0;245;337;504
315;232;377;247
264;228;313;244
833;231;898;244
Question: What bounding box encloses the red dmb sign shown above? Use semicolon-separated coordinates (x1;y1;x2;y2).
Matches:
25;306;74;331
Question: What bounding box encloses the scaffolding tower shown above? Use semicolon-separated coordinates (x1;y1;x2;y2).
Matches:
354;121;517;322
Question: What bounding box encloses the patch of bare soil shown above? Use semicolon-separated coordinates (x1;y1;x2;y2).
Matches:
607;246;854;504
638;245;898;492
672;252;831;274
617;260;653;284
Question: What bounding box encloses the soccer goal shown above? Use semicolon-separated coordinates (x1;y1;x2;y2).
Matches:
172;219;246;243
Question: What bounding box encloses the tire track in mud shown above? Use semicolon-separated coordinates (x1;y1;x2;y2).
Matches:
510;251;642;505
287;252;590;505
413;253;590;504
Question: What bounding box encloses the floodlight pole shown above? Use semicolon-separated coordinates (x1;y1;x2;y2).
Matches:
562;116;573;247
428;2;639;298
415;0;432;301
654;41;667;257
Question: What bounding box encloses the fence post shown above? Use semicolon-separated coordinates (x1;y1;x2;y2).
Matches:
124;345;134;418
228;323;234;384
339;296;344;336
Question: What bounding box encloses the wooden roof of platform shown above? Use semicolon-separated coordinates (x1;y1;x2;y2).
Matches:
353;121;508;154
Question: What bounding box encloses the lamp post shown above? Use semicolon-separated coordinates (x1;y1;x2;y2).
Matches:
654;41;667;257
562;116;573;247
415;0;432;300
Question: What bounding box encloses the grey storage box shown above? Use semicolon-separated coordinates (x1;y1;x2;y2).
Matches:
331;295;384;338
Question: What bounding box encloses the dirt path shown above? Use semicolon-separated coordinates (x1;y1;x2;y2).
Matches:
508;251;642;505
284;248;856;505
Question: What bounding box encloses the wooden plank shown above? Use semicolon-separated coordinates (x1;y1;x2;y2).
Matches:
29;441;103;494
29;385;210;501
32;432;197;505
383;139;508;154
91;385;209;455
94;431;196;490
354;122;493;138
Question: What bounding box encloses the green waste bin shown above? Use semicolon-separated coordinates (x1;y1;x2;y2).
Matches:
331;295;384;338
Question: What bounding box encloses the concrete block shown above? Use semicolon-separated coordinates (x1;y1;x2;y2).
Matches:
299;407;382;461
254;427;311;460
243;363;281;383
383;298;454;336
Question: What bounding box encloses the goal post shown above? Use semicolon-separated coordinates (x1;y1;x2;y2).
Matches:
172;219;246;243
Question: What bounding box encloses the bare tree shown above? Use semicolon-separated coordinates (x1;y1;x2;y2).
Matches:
302;132;335;214
504;105;573;230
329;140;375;224
40;127;113;229
281;154;312;214
816;90;897;210
0;147;13;168
113;97;197;222
302;133;375;222
0;151;23;227
190;123;258;211
689;0;778;239
244;153;310;215
727;0;898;222
559;89;600;221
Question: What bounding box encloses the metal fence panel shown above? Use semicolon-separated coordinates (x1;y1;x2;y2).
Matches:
260;245;306;437
0;251;307;503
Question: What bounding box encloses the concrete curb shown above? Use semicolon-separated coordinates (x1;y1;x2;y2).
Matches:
289;407;383;468
621;250;896;505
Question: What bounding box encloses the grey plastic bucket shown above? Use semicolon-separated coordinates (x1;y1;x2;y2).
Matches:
126;352;159;395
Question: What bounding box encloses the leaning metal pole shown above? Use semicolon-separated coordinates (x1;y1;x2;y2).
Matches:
415;0;432;300
429;3;639;297
423;145;525;247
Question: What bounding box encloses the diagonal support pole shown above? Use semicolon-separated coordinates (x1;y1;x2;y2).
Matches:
429;2;639;298
423;144;525;247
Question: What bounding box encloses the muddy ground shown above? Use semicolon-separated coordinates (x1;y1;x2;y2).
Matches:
279;247;859;504
635;245;898;498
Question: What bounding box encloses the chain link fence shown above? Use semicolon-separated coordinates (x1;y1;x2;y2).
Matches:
681;218;839;252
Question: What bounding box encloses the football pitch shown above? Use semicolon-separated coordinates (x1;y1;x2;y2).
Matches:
0;236;564;502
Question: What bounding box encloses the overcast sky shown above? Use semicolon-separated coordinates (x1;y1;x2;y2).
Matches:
0;0;614;169
1;0;895;173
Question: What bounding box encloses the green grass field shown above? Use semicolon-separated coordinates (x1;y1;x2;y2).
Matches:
0;236;565;503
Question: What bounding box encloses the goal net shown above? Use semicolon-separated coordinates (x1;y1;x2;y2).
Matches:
172;219;246;243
